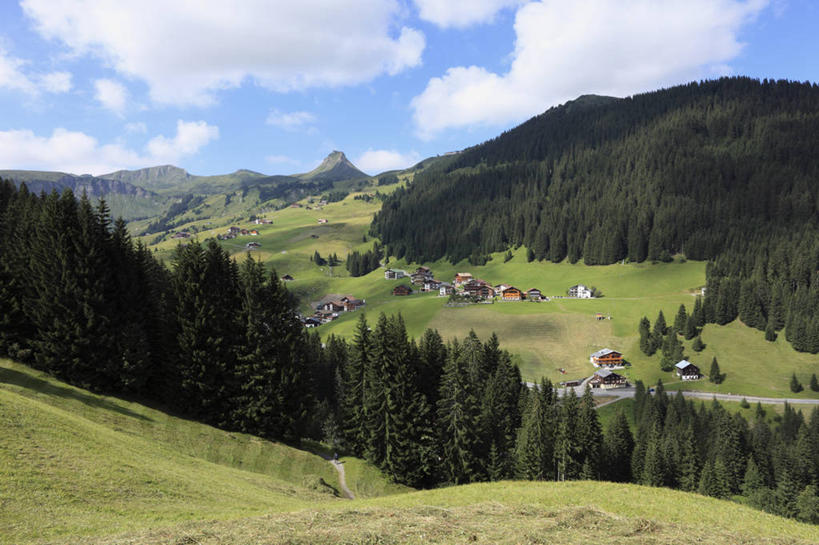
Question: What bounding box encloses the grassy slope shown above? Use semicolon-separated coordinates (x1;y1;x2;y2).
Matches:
0;360;403;544
140;187;818;399
69;482;819;545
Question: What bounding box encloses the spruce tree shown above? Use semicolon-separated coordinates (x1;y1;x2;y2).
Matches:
639;316;655;355
514;382;554;480
683;315;698;340
692;335;704;352
555;388;581;481
342;314;372;456
790;373;803;393
692;296;705;327
709;357;723;384
795;485;819;524
603;410;634;482
810;373;819;392
674;304;688;332
576;386;603;479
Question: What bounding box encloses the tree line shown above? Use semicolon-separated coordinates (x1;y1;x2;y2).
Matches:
371;78;819;353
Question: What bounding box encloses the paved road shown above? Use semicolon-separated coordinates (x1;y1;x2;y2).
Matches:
526;381;819;407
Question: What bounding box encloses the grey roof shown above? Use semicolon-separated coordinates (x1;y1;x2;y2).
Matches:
594;369;613;378
591;348;617;358
675;360;695;369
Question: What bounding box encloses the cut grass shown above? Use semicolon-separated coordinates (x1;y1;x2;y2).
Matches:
68;482;819;545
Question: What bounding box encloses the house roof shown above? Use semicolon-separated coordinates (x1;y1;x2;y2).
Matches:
527;288;541;293
590;348;618;358
675;360;696;369
595;369;614;378
571;284;590;290
456;272;472;277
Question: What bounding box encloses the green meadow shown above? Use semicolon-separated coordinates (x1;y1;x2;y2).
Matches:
143;189;818;399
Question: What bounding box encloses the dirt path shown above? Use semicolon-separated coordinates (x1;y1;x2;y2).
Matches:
322;455;355;499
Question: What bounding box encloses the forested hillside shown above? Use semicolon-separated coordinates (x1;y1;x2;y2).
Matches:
373;77;819;352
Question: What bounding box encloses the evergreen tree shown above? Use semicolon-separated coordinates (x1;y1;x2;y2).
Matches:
674;304;688;332
639;316;655;355
692;335;705;352
790;373;803;393
709;357;724;384
683;315;698;340
692;296;705;328
776;467;801;517
576;386;603;479
515;381;554;480
810;373;819;392
765;316;777;342
526;247;535;262
341;314;371;455
603;410;634;483
795;485;819;524
677;423;700;492
555;389;581;481
698;459;731;499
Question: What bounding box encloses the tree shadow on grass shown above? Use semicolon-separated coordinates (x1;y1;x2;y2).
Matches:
0;366;152;422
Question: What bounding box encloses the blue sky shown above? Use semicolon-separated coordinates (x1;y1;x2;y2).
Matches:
0;0;816;177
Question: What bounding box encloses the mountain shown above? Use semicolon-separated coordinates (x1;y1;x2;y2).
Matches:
296;150;369;182
0;169;157;200
102;165;269;195
372;77;819;352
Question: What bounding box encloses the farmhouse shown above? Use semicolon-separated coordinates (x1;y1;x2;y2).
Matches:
245;242;261;249
249;229;259;236
568;284;593;298
322;301;345;312
384;268;406;280
454;272;473;286
675;360;701;380
282;274;294;282
423;279;442;292
393;285;413;296
229;226;241;234
411;267;434;284
464;280;495;299
589;348;624;368
317;218;328;224
172;231;191;239
495;283;512;293
501;287;523;301
303;317;321;328
589;369;627;389
340;297;365;311
439;282;454;296
526;288;542;301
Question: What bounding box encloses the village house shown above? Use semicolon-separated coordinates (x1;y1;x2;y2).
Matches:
439;282;454;296
302;317;321;328
393;285;413;296
172;231;191;239
589;348;624;367
240;228;249;236
282;274;294;282
423;279;442;292
675;360;701;380
340;296;365;312
254;218;272;225
317;218;328;224
322;301;345;312
229;226;241;235
249;229;259;236
526;288;542;301
384;268;407;280
410;266;434;285
464;280;495;299
495;283;512;293
454;272;473;286
245;242;261;250
589;369;627;389
568;284;593;298
501;286;524;301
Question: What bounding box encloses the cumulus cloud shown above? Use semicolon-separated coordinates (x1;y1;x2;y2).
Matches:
355;148;421;173
266;110;317;132
414;0;526;28
412;0;769;138
38;71;72;93
0;48;72;95
124;121;147;134
0;120;218;175
22;0;425;106
94;78;127;114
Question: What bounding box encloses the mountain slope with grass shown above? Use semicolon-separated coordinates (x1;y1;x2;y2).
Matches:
0;359;406;544
3;361;817;545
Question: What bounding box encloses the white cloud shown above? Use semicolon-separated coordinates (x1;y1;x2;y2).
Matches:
94;78;127;114
355;149;420;173
414;0;526;28
38;71;72;93
22;0;425;106
0;48;35;93
0;120;218;175
412;0;769;138
146;120;219;164
124;121;147;134
266;110;317;132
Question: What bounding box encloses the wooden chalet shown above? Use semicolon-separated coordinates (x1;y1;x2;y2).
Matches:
589;348;623;367
245;242;261;249
384;268;406;280
589;369;627;389
454;272;473;286
675;360;701;381
526;288;542;301
410;266;434;285
240;228;249;235
249;229;259;236
502;287;523;300
229;226;241;234
464;280;495;299
340;297;364;311
393;284;413;296
439;282;454;296
423;279;442;292
322;301;345;312
303;317;321;328
172;231;191;239
282;274;294;281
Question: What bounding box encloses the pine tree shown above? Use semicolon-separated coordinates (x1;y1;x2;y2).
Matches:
677;423;700;492
795;485;819;524
515;382;554;480
674;304;688;332
641;426;665;487
765;316;777;341
776;467;800;517
709;357;723;384
341;314;371;456
790;373;803;393
683;315;698;340
526;247;535;262
576;386;603;479
810;373;819;392
555;389;581;481
699;459;731;498
692;296;705;328
639;316;655;355
692;335;705;352
603;410;634;483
